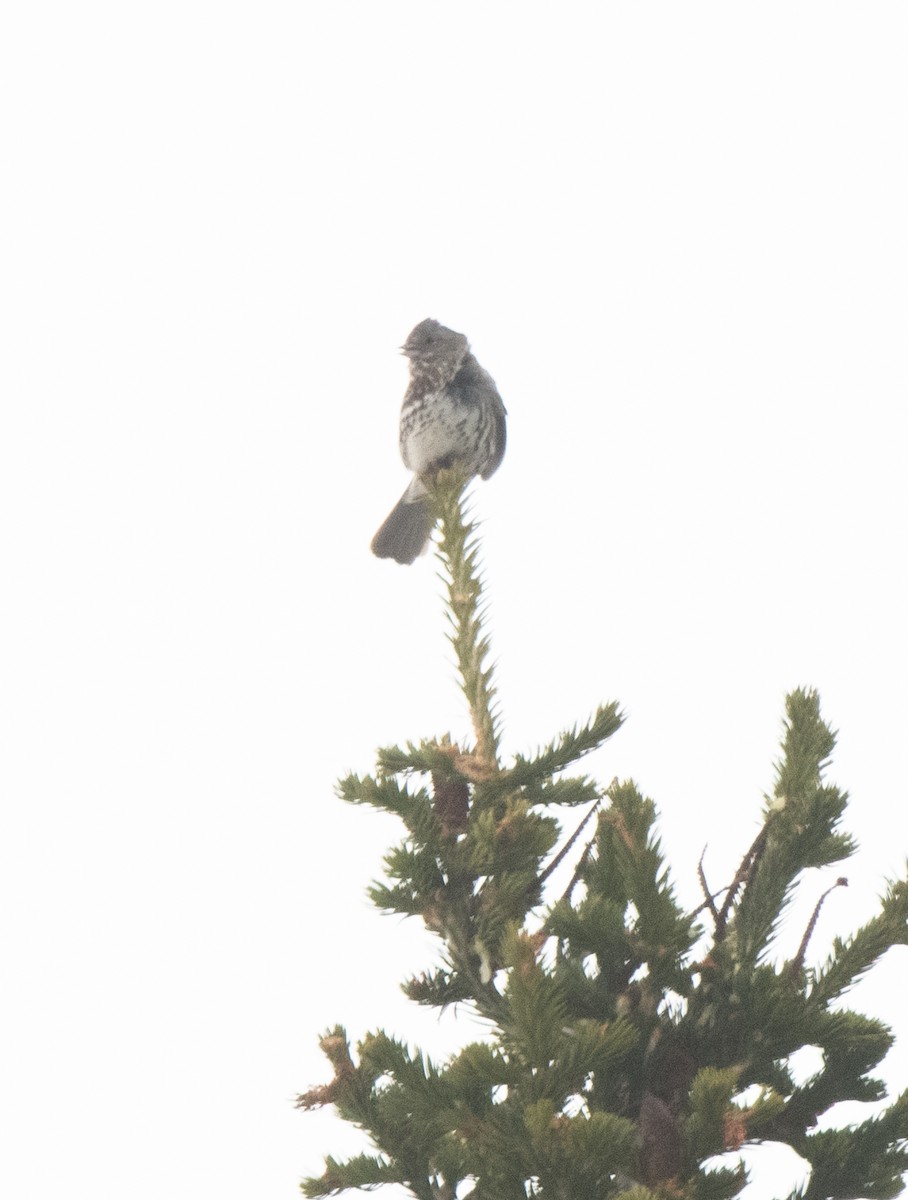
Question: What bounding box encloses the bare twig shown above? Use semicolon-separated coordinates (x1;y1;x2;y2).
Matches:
789;877;849;977
715;824;770;939
536;798;602;893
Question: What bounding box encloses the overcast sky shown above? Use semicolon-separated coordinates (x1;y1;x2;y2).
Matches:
2;5;907;1199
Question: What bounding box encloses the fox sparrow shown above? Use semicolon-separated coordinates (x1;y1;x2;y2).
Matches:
371;319;507;564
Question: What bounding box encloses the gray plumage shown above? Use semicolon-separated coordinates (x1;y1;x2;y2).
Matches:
371;320;507;564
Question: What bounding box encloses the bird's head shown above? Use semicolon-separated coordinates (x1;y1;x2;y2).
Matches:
401;319;469;373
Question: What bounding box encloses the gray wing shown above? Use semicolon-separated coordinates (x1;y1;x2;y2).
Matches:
451;354;508;480
481;386;507;479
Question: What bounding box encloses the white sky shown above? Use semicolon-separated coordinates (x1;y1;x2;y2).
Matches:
2;4;907;1199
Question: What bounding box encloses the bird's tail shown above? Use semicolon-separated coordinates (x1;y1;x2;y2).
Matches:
370;478;434;565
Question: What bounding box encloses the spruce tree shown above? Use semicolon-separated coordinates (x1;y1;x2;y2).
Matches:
298;477;908;1200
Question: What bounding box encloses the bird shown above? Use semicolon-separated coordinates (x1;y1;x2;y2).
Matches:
371;319;507;564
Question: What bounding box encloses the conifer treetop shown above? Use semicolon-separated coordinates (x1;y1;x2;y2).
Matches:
300;483;908;1200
